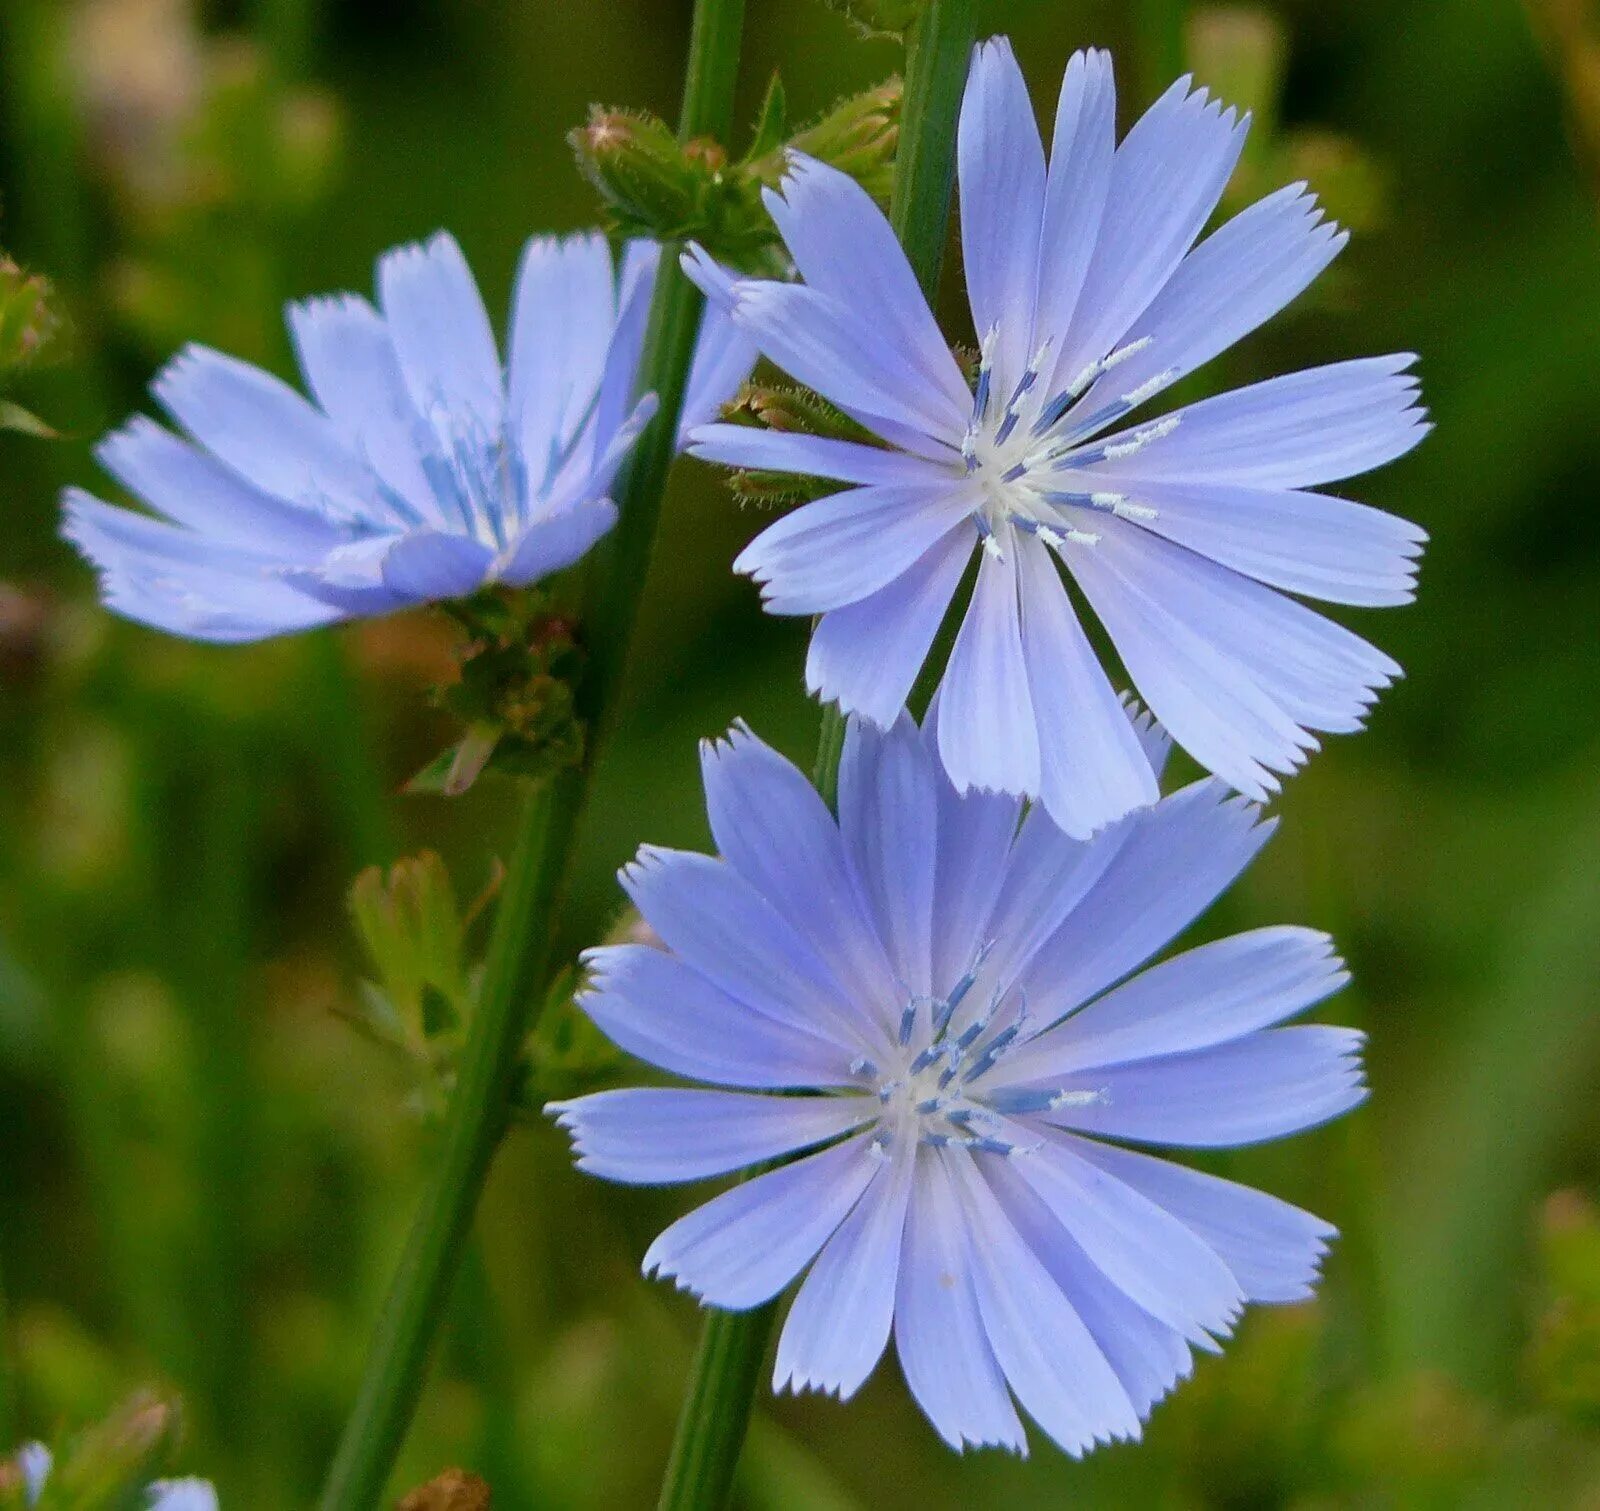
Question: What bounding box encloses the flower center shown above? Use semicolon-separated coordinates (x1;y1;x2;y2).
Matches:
957;327;1179;558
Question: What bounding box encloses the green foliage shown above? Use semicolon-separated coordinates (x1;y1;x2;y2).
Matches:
407;592;586;798
714;379;884;506
817;0;927;39
571;78;900;269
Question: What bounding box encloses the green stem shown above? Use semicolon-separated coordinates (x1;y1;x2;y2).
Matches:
653;5;974;1507
656;1303;780;1511
319;770;582;1509
317;0;747;1503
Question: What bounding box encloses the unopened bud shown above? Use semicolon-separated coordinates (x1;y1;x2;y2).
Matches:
570;107;699;239
789;79;901;202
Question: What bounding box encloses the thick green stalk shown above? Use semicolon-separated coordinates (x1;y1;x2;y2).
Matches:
317;1;747;1503
653;6;974;1508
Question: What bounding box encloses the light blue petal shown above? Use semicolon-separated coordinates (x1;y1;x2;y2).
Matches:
1001;1128;1243;1342
1070;1135;1336;1303
1106;479;1425;607
680;299;760;438
619;845;877;1052
1088;354;1427;489
764;155;970;429
152;344;376;522
1074;183;1345;420
699;723;903;1037
946;1146;1143;1455
579;943;855;1088
1017;777;1275;1027
1033;49;1116;350
1063;528;1317;798
286;293;440;526
542;393;656;515
893;1147;1027;1452
773;1138;913;1399
377;231;503;430
492;499;617;586
838;713;939;996
1045;1025;1367;1147
1069;517;1398;783
959;38;1047;393
998;926;1347;1084
506;232;616;494
378;530;493;602
969;802;1115;1007
734;481;976;616
987;1157;1193;1419
1124;694;1172;778
937;548;1041;796
96;416;340;553
642;1134;880;1306
1017;534;1158;839
282;534;409;617
18;1442;51;1502
922;698;1022;994
727;281;963;449
806;529;970;728
688;424;944;487
1053;77;1247;390
61;489;339;642
548;1088;873;1185
589;239;658;465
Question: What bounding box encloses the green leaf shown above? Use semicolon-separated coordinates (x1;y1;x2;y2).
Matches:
0;399;56;438
746;73;788;160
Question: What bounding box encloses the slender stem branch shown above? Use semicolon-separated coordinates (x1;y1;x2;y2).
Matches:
653;5;974;1507
319;770;582;1510
317;1;747;1502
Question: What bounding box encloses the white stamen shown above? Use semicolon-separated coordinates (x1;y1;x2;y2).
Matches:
1102;335;1153;370
1050;1086;1111;1110
1103;414;1181;460
1121;367;1179;408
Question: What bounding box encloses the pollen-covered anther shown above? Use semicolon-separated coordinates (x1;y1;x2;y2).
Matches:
1102;413;1182;460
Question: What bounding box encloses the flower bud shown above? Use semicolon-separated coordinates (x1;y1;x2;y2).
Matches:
789;78;901;204
570;107;700;240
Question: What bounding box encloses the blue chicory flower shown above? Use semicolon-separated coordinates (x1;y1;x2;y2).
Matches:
550;709;1364;1456
63;232;754;642
686;41;1428;838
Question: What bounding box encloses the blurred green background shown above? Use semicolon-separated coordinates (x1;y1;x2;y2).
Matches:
3;0;1600;1504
